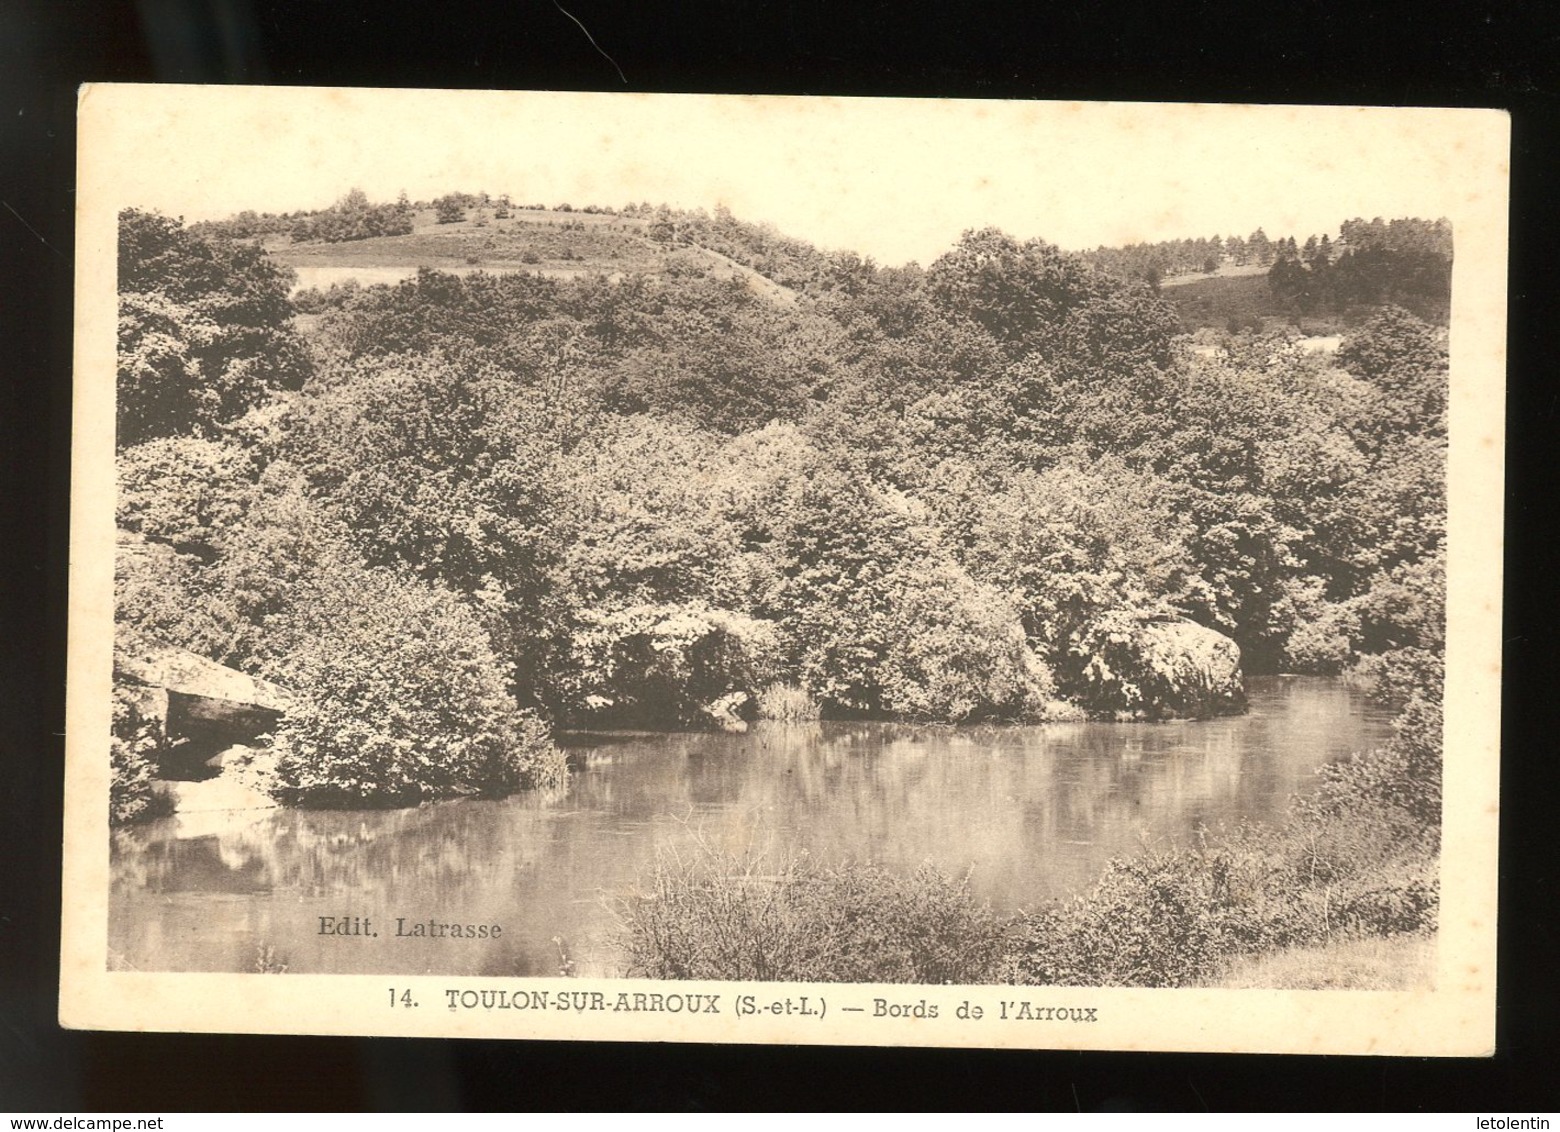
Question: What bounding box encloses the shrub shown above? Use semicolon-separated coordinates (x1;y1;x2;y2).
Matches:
117;436;256;559
1007;840;1280;987
267;564;566;806
876;560;1053;722
755;682;820;722
619;840;1009;983
567;602;780;726
110;683;173;825
1349;553;1446;702
1296;693;1442;837
1331;856;1439;937
1010;741;1441;987
1278;577;1359;674
1009;676;1443;987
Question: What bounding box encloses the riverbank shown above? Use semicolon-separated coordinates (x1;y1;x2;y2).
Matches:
620;684;1440;990
1207;931;1435;990
110;678;1388;978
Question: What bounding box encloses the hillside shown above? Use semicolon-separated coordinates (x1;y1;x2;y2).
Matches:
1159;267;1286;333
117;205;1448;993
1094;216;1453;333
266;206;798;304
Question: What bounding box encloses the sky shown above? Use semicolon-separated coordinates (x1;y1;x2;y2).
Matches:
84;87;1503;267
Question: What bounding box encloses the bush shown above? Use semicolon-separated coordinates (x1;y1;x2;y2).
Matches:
755;682;820;722
293;189;413;243
110;683;173;825
1296;694;1442;836
875;560;1053;722
267;564;566;806
1331;856;1439;937
117;437;256;559
1007;840;1282;987
567;602;780;726
619;840;1009;983
117;209;308;447
1278;577;1359;674
1009;679;1443;987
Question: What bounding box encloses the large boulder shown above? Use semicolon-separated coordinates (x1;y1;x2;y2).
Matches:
115;643;291;748
700;690;753;732
1073;615;1245;720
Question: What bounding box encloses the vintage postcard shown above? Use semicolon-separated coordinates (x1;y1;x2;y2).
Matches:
62;86;1506;1053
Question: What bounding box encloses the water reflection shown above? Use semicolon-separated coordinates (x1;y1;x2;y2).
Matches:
110;676;1393;977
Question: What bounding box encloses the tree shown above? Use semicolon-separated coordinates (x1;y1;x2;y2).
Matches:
116;436;256;561
294;188;414;243
117;209;309;447
1247;227;1273;266
434;194;466;224
1267;251;1312;312
925;228;1094;353
964;459;1194;664
268;562;565;806
111;685;172;825
874;559;1051;722
286;352;577;710
1336;306;1448;437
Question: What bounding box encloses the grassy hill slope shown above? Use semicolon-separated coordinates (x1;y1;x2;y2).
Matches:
268;206;797;304
1159;268;1279;332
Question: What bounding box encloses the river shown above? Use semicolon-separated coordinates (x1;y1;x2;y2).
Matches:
108;676;1392;977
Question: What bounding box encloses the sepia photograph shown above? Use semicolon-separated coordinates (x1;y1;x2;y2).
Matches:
61;87;1506;1053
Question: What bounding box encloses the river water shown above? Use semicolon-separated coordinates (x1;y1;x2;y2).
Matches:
108;676;1392;977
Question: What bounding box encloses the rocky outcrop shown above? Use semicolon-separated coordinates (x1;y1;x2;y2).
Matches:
1128;618;1245;719
699;691;753;732
1073;615;1245;720
115;644;291;749
164;745;281;813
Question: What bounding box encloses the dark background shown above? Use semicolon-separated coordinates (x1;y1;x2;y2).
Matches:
3;0;1557;1111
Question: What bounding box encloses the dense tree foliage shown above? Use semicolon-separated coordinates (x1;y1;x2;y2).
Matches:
291;188;413;243
118;209;310;447
110;684;173;825
190;190;414;244
1083;217;1451;331
114;206;1449;807
1267;217;1452;322
266;563;565;806
1083;234;1233;284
